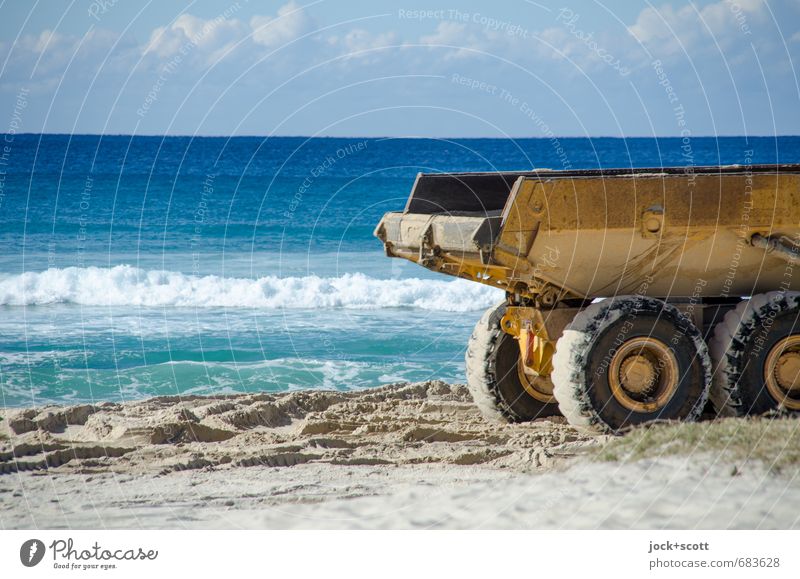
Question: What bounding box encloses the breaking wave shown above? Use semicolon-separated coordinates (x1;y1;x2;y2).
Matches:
0;265;502;312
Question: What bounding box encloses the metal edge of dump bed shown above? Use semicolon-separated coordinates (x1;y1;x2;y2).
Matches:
404;164;800;215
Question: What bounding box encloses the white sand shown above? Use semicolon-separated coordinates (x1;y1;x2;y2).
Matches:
2;381;799;529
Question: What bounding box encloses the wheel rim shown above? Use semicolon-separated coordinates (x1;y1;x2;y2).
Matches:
516;359;555;403
764;335;800;410
608;337;680;412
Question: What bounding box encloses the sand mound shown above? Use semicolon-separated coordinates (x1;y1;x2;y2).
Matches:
0;381;598;477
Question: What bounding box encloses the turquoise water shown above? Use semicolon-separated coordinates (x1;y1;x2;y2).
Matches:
0;135;797;406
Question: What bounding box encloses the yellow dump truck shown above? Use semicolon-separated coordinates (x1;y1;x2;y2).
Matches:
375;165;800;433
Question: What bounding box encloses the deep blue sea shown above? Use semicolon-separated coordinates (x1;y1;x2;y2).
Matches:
0;134;798;407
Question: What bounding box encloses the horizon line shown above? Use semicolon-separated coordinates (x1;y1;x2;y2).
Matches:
3;132;799;140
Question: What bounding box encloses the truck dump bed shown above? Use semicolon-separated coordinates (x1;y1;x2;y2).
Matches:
375;165;800;301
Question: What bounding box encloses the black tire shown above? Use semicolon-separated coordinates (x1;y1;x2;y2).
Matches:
551;296;711;434
465;302;561;423
710;291;800;416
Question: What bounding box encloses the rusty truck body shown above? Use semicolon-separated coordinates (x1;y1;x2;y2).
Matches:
375;165;800;433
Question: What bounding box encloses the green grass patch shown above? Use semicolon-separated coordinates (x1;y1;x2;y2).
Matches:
596;416;800;474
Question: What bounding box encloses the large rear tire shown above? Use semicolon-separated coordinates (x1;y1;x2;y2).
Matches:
551;296;711;434
709;291;800;416
465;302;561;423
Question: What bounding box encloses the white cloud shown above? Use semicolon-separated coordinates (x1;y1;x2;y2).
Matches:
32;29;63;54
628;0;765;52
141;2;312;66
250;1;313;48
417;21;489;61
419;21;467;46
143;13;246;60
1;26;134;88
325;28;398;63
13;28;72;64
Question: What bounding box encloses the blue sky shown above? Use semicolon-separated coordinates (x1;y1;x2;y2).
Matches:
0;0;798;137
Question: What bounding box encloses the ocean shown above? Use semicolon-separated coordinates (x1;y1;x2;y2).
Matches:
0;134;797;406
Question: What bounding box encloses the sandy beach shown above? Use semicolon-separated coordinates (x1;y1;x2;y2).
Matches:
2;381;799;529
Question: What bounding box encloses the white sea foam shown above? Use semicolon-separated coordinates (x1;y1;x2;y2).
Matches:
0;265;502;312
